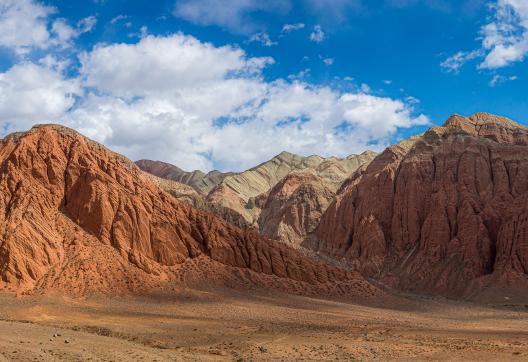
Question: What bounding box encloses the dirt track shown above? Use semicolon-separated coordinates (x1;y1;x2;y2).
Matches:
1;289;527;361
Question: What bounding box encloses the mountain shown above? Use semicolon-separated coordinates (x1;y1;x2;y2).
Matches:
207;151;377;226
0;124;379;298
135;159;232;195
137;150;377;245
258;172;337;246
144;173;253;229
309;112;528;300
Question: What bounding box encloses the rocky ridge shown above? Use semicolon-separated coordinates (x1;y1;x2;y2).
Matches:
138;151;377;246
311;112;528;299
206;150;377;225
0;124;379;298
135;159;232;195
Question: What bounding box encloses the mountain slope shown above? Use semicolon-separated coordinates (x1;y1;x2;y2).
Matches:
258;172;337;246
310;112;528;300
135;159;232;195
0;125;378;297
206;151;377;224
138;150;377;245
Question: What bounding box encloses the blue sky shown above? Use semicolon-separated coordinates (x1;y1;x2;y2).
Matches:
0;0;526;171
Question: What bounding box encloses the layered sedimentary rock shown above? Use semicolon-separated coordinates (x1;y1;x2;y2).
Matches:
143;174;252;229
135;159;231;195
0;125;376;297
206;151;377;226
258;172;336;246
138;150;377;246
311;113;528;297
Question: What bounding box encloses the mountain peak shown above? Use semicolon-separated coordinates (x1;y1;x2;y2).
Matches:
443;112;525;130
0;122;366;296
427;112;528;146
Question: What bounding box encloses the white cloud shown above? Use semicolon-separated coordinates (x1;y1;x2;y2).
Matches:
0;0;54;54
0;20;428;172
172;0;367;33
78;16;97;33
310;25;325;42
479;0;528;69
66;94;218;171
110;15;128;24
440;49;483;73
281;23;305;33
80;34;273;98
444;1;528;71
249;32;277;46
38;54;71;73
0;62;80;131
359;83;371;93
323;57;334;65
51;16;97;47
288;68;311;81
489;74;518;86
51;18;77;45
198;83;428;170
70;33;428;171
173;0;290;34
0;0;96;53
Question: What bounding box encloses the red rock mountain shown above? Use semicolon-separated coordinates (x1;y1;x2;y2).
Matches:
258;172;337;246
137;151;377;246
310;113;528;299
0;125;378;297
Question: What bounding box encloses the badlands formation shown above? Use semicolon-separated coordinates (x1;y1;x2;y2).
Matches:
137;150;377;245
140;112;528;302
0;112;527;361
313;112;528;300
0;124;374;297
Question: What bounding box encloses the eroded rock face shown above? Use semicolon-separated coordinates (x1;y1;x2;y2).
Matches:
206;151;377;226
258;172;336;246
143;174;251;229
0;125;374;297
135;159;232;195
138;150;377;246
311;113;528;297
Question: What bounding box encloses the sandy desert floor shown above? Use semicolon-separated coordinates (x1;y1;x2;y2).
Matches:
0;288;527;361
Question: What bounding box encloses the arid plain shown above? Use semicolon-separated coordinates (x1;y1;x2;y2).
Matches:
1;288;527;361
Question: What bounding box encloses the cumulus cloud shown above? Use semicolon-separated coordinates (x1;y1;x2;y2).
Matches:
0;62;80;132
69;33;428;171
0;3;429;172
51;19;78;45
80;34;272;98
78;15;97;33
51;16;97;48
0;0;96;54
479;0;528;69
0;0;54;54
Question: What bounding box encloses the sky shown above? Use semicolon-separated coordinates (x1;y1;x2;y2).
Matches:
0;0;527;172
